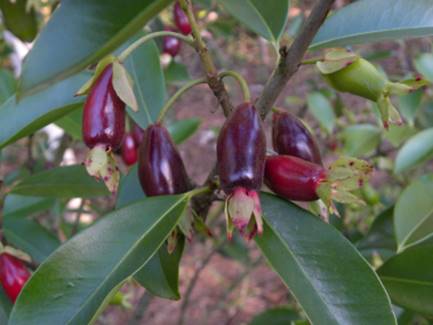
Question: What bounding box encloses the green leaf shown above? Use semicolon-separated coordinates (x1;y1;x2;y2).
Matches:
399;89;424;126
250;307;300;325
0;286;12;320
112;61;138;112
11;165;109;198
394;174;433;250
134;236;185;300
394;128;433;173
357;207;396;262
414;53;433;83
9;194;188;325
383;125;418;148
123;38;166;128
116;167;185;300
164;61;191;85
217;0;289;43
255;193;396;325
55;108;83;140
0;72;89;149
3;194;54;218
306;92;336;133
311;0;433;49
341;124;381;156
378;234;433;316
0;69;16;105
3;218;60;264
0;0;37;42
18;0;173;97
168;118;201;144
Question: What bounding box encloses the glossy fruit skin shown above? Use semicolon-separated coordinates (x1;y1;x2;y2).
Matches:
138;124;189;196
272;112;322;165
217;103;266;193
0;253;31;303
323;58;386;101
121;133;138;166
173;2;192;35
162;28;181;57
265;155;326;201
82;64;125;150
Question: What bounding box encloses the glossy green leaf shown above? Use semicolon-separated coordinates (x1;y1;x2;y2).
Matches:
306;92;336;133
18;0;173;97
0;72;88;149
0;0;37;42
3;194;54;218
341;124;381;156
414;53;433;83
256;193;396;325
3;218;60;264
9;194;187;325
217;0;289;43
311;0;433;49
11;165;109;198
0;69;16;105
116;167;185;300
378;234;433;316
395;128;433;173
168;118;201;144
55;108;83;140
124;38;166;128
394;174;433;250
357;207;396;262
250;307;300;325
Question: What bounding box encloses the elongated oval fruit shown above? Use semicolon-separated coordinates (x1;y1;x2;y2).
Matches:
265;155;326;201
138;124;190;196
132;122;145;145
217;103;266;239
272;111;322;165
82;64;125;150
163;28;181;57
121;133;138;166
0;253;31;303
174;2;192;35
217;103;266;193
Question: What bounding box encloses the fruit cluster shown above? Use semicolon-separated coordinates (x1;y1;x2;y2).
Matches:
163;2;192;57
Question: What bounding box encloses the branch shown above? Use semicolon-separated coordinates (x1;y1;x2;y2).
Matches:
179;0;234;116
255;0;335;118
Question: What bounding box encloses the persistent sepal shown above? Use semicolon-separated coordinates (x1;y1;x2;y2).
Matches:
225;187;263;240
84;144;120;193
112;60;138;112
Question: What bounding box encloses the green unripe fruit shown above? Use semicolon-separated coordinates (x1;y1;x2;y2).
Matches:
322;58;387;101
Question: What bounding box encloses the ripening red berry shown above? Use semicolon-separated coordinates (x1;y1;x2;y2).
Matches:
217;103;266;239
138;124;190;196
265;155;326;201
173;2;192;35
121;133;138;166
132;123;145;145
272;111;322;165
162;28;181;57
0;253;31;303
82;64;125;150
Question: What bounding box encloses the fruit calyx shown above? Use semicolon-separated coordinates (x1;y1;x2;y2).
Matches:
217;102;266;240
272;110;322;165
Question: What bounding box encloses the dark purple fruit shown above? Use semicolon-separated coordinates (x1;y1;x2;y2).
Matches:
173;2;192;35
162;28;181;57
272;111;322;165
121;133;138;166
138;124;189;196
82;64;125;150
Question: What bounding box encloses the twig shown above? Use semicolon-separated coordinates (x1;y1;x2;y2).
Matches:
178;0;234;116
178;241;223;325
255;0;335;118
128;291;153;325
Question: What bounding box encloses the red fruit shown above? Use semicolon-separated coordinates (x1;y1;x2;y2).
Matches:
217;103;266;239
0;253;31;303
121;133;138;166
163;28;181;57
173;2;192;35
132;123;145;145
272;111;322;165
265;155;326;201
138;124;190;196
82;64;125;150
217;103;266;193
